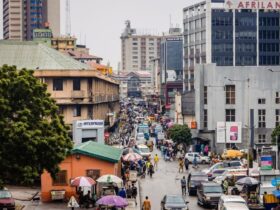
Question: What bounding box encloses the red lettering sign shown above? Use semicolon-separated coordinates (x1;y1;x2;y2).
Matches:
238;1;244;8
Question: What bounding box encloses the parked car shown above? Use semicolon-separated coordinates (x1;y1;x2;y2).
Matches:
218;195;247;210
161;195;189;210
220;202;249;210
133;144;151;159
208;169;227;181
202;160;244;174
187;172;208;196
197;182;224;207
0;188;15;210
184;152;210;164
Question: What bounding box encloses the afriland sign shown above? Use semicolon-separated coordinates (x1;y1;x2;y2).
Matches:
225;0;280;10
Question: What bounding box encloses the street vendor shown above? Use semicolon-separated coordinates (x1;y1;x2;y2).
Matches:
263;191;278;210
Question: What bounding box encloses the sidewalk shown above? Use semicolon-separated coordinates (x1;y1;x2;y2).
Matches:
9;183;141;210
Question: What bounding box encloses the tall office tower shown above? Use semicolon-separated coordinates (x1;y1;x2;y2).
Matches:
3;0;60;40
3;0;24;40
183;0;280;91
47;0;60;37
160;27;183;104
121;20;162;71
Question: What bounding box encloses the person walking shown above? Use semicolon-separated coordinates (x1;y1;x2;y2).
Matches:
142;196;151;210
146;160;151;175
178;157;184;173
148;164;154;178
193;155;198;168
131;183;138;206
154;154;159;170
181;176;187;195
184;158;189;171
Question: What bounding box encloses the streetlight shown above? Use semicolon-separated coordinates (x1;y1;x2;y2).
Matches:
225;77;250;174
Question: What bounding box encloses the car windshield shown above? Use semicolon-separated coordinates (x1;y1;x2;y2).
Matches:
0;191;12;199
192;175;208;181
204;186;223;193
137;133;144;138
166;196;185;204
140;147;150;153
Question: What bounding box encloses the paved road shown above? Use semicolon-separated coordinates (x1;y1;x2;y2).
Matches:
139;147;208;210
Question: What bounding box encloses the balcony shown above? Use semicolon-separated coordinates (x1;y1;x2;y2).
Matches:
71;90;85;99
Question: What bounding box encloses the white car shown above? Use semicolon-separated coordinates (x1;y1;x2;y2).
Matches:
134;144;151;158
184;152;210;164
218;195;247;210
136;132;145;142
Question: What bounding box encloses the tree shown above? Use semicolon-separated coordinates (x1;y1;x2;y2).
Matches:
271;125;280;149
0;65;72;185
167;124;192;146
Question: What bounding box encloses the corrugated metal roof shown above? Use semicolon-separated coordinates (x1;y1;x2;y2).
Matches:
71;141;122;163
0;40;90;70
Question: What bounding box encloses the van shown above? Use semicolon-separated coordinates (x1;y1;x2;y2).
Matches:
222;150;244;159
218;195;247;210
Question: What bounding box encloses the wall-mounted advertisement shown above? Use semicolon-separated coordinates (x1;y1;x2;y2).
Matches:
225;0;280;10
216;122;242;143
217;122;226;143
226;122;242;143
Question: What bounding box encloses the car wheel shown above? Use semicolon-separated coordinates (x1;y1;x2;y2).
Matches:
201;160;206;164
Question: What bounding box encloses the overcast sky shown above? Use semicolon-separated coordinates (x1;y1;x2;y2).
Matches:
66;0;201;70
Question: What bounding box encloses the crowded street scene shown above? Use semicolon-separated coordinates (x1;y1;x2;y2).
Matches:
2;0;280;210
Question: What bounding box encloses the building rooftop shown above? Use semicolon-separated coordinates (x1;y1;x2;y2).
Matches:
64;50;102;60
0;40;90;70
71;141;122;163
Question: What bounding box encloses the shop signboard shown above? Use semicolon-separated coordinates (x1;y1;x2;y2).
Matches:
271;177;280;186
217;122;242;143
225;0;280;10
261;155;273;170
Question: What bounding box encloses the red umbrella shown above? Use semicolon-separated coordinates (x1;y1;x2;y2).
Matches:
71;176;96;187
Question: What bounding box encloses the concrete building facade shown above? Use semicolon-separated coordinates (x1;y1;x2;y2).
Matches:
112;71;152;99
183;0;280;91
121;20;162;71
195;63;280;152
0;41;120;130
3;0;60;40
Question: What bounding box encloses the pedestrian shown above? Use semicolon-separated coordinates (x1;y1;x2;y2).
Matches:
118;187;126;198
146;160;151;174
181;176;187;195
178;157;184;173
193;155;198;168
148;164;154;178
126;185;132;198
184;158;189;171
142;196;151;210
131;183;138;206
154;154;159;170
222;178;229;195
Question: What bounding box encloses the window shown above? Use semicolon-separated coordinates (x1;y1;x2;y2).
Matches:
86;169;100;180
258;134;266;143
53;170;67;185
258;109;266;128
226;109;235;122
73;105;81;117
53;79;63;91
73;78;80;91
225;85;235;104
276;109;280;127
204;86;207;104
276;92;280;104
204;109;208;128
58;106;64;115
258;98;266;104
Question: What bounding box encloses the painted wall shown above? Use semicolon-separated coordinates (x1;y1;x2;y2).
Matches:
41;154;120;202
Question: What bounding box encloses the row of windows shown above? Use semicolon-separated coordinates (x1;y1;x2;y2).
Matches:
259;55;280;65
259;17;280;27
212;56;233;66
235;16;256;27
236;31;256;40
53;78;81;91
212;30;233;40
212;16;233;26
236;56;256;66
259;43;280;52
259;30;280;40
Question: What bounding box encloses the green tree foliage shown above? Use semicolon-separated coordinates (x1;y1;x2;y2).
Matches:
271;125;280;148
0;65;72;185
167;124;192;145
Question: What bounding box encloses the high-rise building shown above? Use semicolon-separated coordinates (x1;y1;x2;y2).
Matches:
160;27;183;105
3;0;60;40
183;0;280;91
120;20;162;71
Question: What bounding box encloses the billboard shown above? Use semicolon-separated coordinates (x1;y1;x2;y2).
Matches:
226;122;242;143
261;155;273;170
225;0;280;10
216;122;242;143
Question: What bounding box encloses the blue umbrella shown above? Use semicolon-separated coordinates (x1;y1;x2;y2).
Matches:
272;190;280;199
